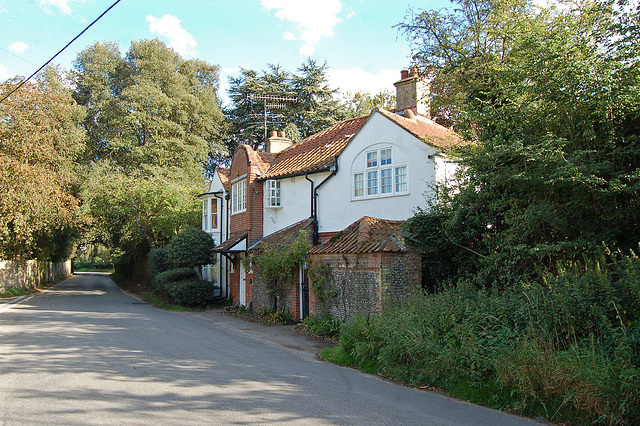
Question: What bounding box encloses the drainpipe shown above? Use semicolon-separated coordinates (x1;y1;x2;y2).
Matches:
213;193;224;298
307;156;339;245
224;192;231;299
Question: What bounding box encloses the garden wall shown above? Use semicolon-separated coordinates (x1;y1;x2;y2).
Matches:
0;260;71;291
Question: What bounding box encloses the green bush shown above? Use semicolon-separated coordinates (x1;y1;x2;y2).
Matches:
334;248;640;424
148;247;172;281
73;261;113;270
153;268;197;292
302;315;342;338
165;278;215;307
169;227;214;269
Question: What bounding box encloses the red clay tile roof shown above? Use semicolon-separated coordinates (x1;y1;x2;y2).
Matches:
213;232;247;252
249;218;314;251
242;145;277;176
216;167;230;192
309;216;408;254
260;116;369;179
376;108;465;148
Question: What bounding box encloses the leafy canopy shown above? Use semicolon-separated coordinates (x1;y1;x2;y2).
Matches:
402;0;640;285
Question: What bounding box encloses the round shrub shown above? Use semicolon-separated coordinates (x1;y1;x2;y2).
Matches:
169;227;215;269
153;268;197;292
165;279;215;307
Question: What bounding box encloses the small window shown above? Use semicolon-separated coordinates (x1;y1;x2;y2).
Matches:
395;166;407;192
211;199;218;229
367;170;378;195
265;180;281;207
354;173;364;197
366;151;377;168
380;148;392;166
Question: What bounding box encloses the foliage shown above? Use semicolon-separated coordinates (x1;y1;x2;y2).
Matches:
144;291;189;311
339;90;396;119
164;278;215;307
148;246;172;280
401;0;640;286
0;287;30;298
0;66;86;260
308;261;338;313
168;227;215;270
73;39;227;261
72;261;113;270
152;267;198;292
302;315;342;338
331;248;640;424
252;231;312;302
225;60;347;151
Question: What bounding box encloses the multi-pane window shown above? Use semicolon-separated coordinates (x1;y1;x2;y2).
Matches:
395;166;407;192
265;180;281;207
210;199;218;229
202;199;209;230
353;147;408;199
366;151;377;168
354;173;364;197
232;179;246;214
367;171;378;195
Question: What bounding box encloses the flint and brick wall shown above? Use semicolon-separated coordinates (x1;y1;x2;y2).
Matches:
309;251;421;322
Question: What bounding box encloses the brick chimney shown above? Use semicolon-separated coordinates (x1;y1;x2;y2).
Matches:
394;66;430;117
265;130;292;154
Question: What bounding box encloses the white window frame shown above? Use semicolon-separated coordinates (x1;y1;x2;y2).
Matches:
202;199;209;230
210;198;218;230
231;178;247;214
265;179;281;208
352;146;409;200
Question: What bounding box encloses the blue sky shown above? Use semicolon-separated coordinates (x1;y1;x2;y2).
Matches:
0;1;449;105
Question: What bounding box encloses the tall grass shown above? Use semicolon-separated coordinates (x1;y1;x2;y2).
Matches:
328;248;640;424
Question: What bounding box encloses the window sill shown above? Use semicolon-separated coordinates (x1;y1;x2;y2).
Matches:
351;192;410;201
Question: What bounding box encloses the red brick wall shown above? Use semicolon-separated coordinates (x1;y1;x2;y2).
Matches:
229;146;264;246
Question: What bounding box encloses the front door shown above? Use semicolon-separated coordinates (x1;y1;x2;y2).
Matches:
239;258;246;306
300;262;309;319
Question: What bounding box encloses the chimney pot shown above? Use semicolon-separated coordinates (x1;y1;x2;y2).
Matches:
405;108;416;119
409;66;419;77
401;70;409;79
278;131;285;138
269;130;277;138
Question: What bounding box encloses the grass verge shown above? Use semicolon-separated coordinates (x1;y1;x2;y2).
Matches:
144;291;190;311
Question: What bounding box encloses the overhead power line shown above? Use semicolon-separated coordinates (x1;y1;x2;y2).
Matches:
0;0;123;105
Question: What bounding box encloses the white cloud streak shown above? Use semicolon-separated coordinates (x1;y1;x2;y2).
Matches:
262;0;342;56
147;14;197;57
40;0;74;15
9;42;29;54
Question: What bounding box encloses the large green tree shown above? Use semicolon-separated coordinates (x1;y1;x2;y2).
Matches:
402;0;640;285
73;39;227;260
0;67;86;260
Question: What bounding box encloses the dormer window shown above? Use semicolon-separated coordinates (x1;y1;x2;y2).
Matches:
353;146;408;200
265;180;281;208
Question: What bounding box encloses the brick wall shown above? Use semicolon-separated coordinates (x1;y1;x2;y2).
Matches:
248;269;301;319
309;251;421;322
229;147;264;246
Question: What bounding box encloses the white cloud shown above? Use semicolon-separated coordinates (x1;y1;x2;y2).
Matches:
40;0;74;15
262;0;342;56
147;14;197;57
9;42;28;54
328;68;399;95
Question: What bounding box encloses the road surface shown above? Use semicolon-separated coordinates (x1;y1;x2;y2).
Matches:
0;274;538;425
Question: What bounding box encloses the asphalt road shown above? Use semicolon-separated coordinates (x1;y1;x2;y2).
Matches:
0;274;538;425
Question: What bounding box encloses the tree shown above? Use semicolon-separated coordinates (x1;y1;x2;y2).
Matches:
169;227;214;272
73;39;227;261
339;90;396;119
401;0;640;285
0;66;86;260
225;59;347;151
